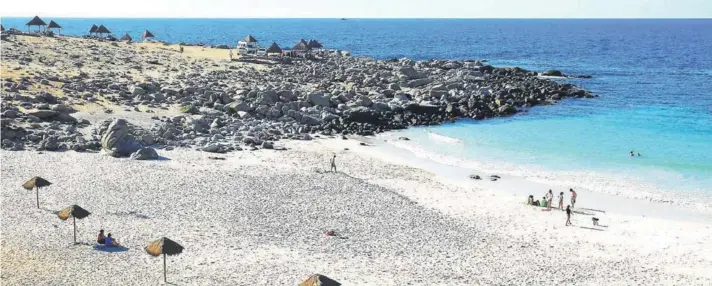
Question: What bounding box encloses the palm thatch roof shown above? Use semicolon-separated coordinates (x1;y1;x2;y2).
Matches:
121;33;133;41
26;16;47;26
22;176;52;190
266;42;282;54
89;24;98;34
95;25;111;34
146;237;184;256
57;205;91;220
47;20;62;29
292;39;311;51
1;25;5;32
308;40;323;49
299;274;341;286
242;35;257;43
142;30;155;39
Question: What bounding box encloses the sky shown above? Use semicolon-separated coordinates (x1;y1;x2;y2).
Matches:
1;0;711;18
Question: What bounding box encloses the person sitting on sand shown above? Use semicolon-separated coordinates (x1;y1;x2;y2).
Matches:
97;229;105;244
533;199;540;207
570;188;577;209
527;195;534;205
104;233;120;247
541;196;548;208
558;192;564;210
566;205;573;226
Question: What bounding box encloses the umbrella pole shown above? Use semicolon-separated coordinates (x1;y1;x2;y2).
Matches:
36;187;39;208
73;217;77;243
163;253;167;283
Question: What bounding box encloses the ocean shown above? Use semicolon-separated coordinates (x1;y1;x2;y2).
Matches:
2;18;711;201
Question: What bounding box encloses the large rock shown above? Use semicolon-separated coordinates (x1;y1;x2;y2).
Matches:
308;92;331;107
100;119;142;157
399;67;423;80
27;109;59;119
130;147;159;160
343;106;382;124
542;70;563;77
407;78;433;88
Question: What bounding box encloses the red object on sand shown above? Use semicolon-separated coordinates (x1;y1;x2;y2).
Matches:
324;231;335;236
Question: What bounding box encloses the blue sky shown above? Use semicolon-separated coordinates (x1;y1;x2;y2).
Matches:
1;0;710;18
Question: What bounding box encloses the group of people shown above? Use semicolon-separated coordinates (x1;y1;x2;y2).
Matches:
527;188;577;226
97;229;120;247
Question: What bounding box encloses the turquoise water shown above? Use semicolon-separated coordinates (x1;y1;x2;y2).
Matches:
2;17;711;195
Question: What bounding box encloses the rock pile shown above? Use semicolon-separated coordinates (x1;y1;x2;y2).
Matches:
1;35;597;153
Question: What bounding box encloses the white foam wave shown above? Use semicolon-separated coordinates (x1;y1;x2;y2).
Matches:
426;130;463;144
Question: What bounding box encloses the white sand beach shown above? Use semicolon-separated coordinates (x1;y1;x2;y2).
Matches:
2;138;712;285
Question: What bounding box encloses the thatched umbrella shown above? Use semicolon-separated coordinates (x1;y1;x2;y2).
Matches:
120;33;132;42
299;274;341;286
89;24;98;36
1;24;5;32
22;176;52;208
142;30;155;40
57;205;91;243
26;16;47;33
308;40;324;50
95;25;111;37
47;20;62;35
266;42;282;55
292;39;311;51
146;237;184;283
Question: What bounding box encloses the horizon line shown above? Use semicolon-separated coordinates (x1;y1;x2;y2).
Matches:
2;16;711;20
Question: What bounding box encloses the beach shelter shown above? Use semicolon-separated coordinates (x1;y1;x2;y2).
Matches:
308;40;323;50
142;30;155;40
88;24;98;36
291;39;311;57
146;237;184;283
47;20;62;35
1;25;5;32
242;34;257;43
266;42;282;55
57;205;91;243
299;274;341;286
22;176;52;208
95;25;111;37
26;16;47;33
120;33;133;42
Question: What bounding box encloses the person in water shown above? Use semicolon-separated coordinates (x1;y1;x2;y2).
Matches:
638;152;642;157
630;151;635;157
566;205;573;226
570;188;577;209
97;229;105;244
558;192;564;210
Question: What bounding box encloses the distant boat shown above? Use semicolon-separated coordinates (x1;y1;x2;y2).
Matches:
341;18;347;20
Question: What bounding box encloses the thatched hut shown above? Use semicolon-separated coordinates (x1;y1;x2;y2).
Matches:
120;33;133;42
47;20;62;35
95;25;111;37
237;34;258;54
26;16;47;33
308;40;323;50
89;24;98;36
266;42;282;56
290;39;311;57
1;25;5;32
142;30;155;41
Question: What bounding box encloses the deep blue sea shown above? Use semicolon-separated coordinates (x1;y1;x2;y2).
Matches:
2;18;712;199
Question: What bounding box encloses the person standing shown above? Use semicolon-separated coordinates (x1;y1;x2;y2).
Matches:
545;190;554;210
566;205;573;226
229;49;234;60
570;188;577;209
330;154;337;173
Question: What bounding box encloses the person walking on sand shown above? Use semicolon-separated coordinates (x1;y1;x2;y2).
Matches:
558;192;564;210
566;205;573;226
570;188;577;209
229;49;234;60
330;154;337;173
546;190;554;210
